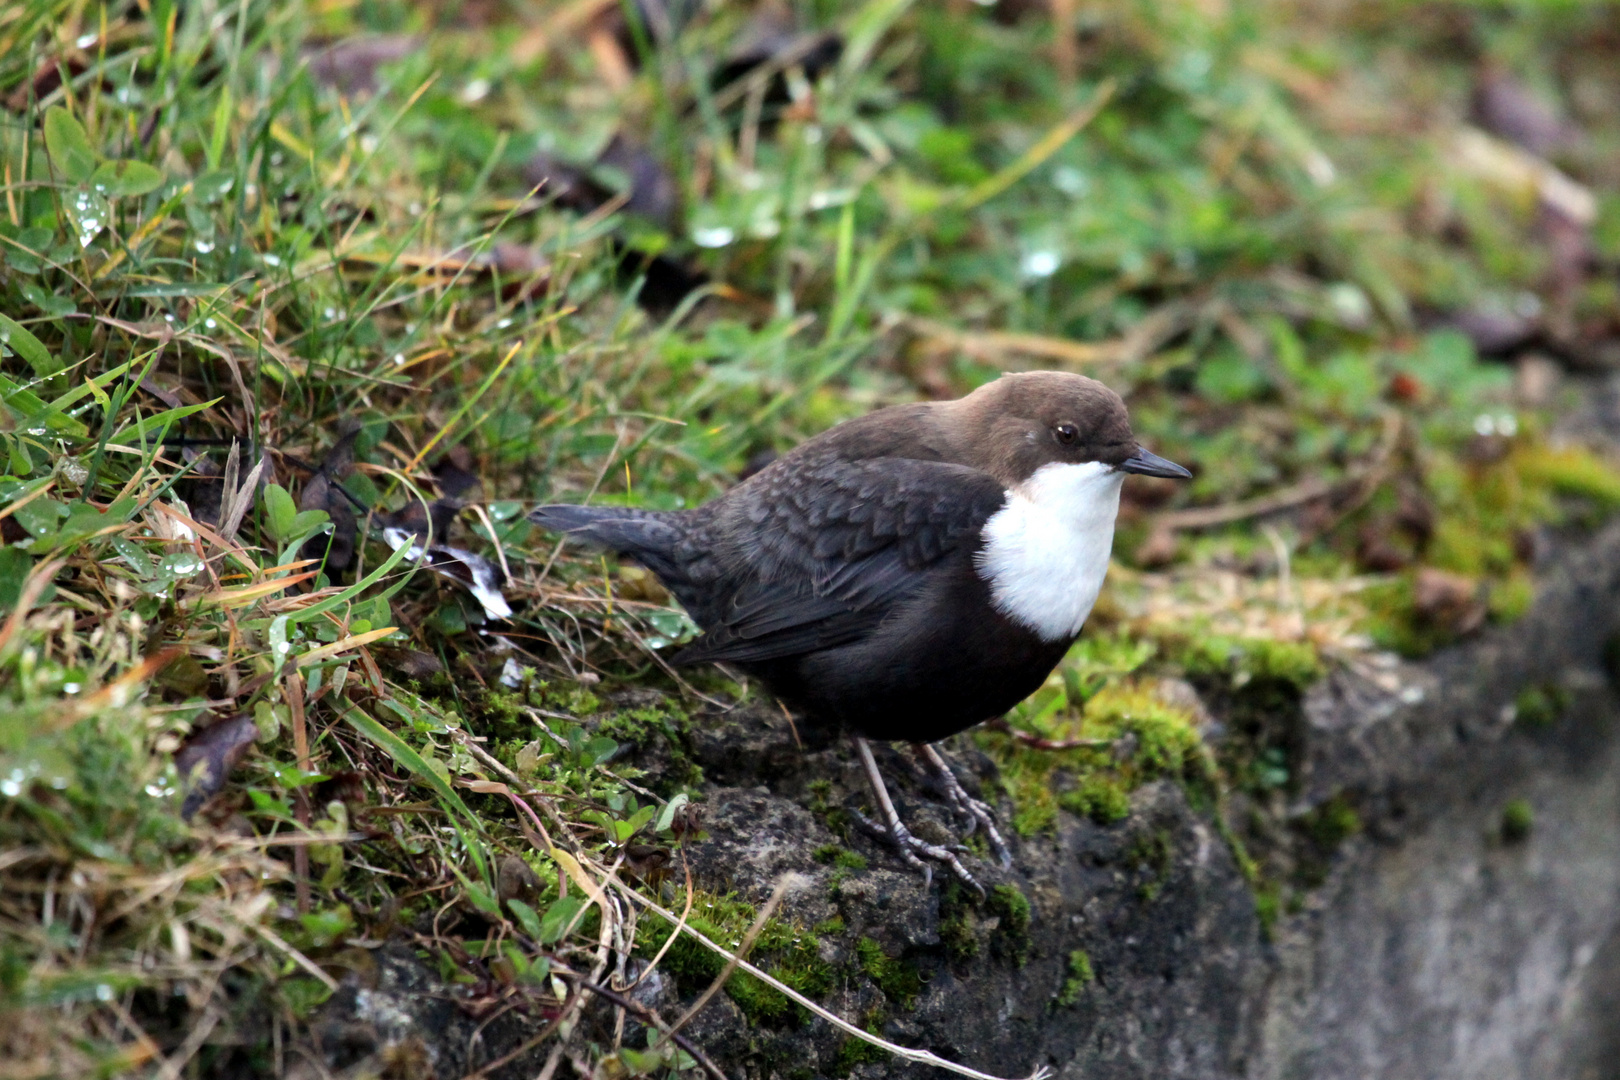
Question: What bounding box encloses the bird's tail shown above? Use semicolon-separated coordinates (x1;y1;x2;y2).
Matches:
528;504;686;581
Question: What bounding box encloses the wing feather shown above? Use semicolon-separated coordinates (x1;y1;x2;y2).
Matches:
673;458;1006;666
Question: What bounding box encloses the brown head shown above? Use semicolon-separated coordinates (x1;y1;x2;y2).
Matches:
941;371;1189;487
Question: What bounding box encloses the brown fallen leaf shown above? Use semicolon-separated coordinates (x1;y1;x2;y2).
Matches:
300;426;362;575
1356;519;1411;573
1471;60;1578;158
497;855;542;904
1412;567;1488;638
302;35;420;96
175;713;260;820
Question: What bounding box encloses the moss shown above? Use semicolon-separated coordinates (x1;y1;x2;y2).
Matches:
529;681;601;717
1489;571;1536;622
1178;635;1321;690
812;916;846;937
983;674;1209;832
1514;443;1620;507
1004;752;1060;836
1514;684;1567;729
807;778;852;841
597;702;703;790
1292;793;1362;888
812;844;868;871
1060;775;1131;823
831;1015;888;1076
938;886;980;964
633;890;833;1027
1086;684;1205;777
1501;798;1534;843
477;690;532;742
1055;949;1094;1007
1126;830;1173;902
855;937;922;1010
1301;794;1362;851
1360;444;1620;657
1253;881;1281;934
987;884;1032;967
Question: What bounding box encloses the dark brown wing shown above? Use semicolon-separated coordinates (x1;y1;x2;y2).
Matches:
673;457;1006;665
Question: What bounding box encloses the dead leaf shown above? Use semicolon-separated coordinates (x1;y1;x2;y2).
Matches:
300;427;362;575
175;713;260;820
1412;567;1488;637
302;36;420;96
1471;61;1578;158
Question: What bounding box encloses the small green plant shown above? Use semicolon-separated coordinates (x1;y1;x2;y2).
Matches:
1501;799;1534;843
1056;949;1095;1007
856;937;923;1011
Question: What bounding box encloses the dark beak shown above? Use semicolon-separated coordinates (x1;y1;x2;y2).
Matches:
1118;446;1192;480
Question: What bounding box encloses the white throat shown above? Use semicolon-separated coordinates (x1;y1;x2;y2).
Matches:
974;461;1123;643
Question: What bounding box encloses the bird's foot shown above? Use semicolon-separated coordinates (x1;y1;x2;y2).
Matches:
852;737;984;894
850;807;982;895
913;743;1012;868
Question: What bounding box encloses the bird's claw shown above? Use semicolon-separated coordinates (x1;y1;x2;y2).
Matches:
915;743;1013;868
851;807;981;895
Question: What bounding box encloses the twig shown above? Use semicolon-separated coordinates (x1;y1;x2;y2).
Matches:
555;971;730;1080
1154;410;1404;533
660;874;800;1045
609;882;1053;1080
983;718;1110;752
458;985;579;1080
284;673;312;914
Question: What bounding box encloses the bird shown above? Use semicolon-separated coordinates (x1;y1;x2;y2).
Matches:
530;371;1191;887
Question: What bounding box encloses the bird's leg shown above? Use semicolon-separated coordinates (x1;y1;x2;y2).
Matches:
912;742;1012;868
850;736;981;894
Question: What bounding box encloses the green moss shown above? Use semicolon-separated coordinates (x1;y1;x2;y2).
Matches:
1359;444;1620;657
812;916;846;937
1514;684;1567;729
1254;881;1281;934
596;702;703;789
855;937;922;1010
1179;635;1321;689
832;1015;888;1076
978;676;1208;838
599;705;684;745
1501;798;1534;843
1126;830;1173;902
1060;775;1131;823
478;690;532;742
529;681;601;717
1004;752;1060;836
808;778;852;841
987;884;1032;967
1055;949;1094;1007
1301;794;1362;851
1361;577;1459;658
633;890;832;1027
938;885;980;964
1489;571;1536;622
1515;444;1620;507
813;844;868;871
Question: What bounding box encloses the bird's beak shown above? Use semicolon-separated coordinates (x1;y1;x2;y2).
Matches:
1118;446;1192;480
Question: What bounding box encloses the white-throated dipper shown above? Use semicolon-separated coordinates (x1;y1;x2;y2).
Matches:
530;371;1190;887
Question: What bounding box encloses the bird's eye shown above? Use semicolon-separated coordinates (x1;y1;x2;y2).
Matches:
1054;423;1079;446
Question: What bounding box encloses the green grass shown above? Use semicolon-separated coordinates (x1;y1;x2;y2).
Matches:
3;0;1620;1073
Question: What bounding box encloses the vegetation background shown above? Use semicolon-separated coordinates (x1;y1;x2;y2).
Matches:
3;0;1620;1075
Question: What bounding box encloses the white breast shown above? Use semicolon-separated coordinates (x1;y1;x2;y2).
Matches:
973;461;1124;643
